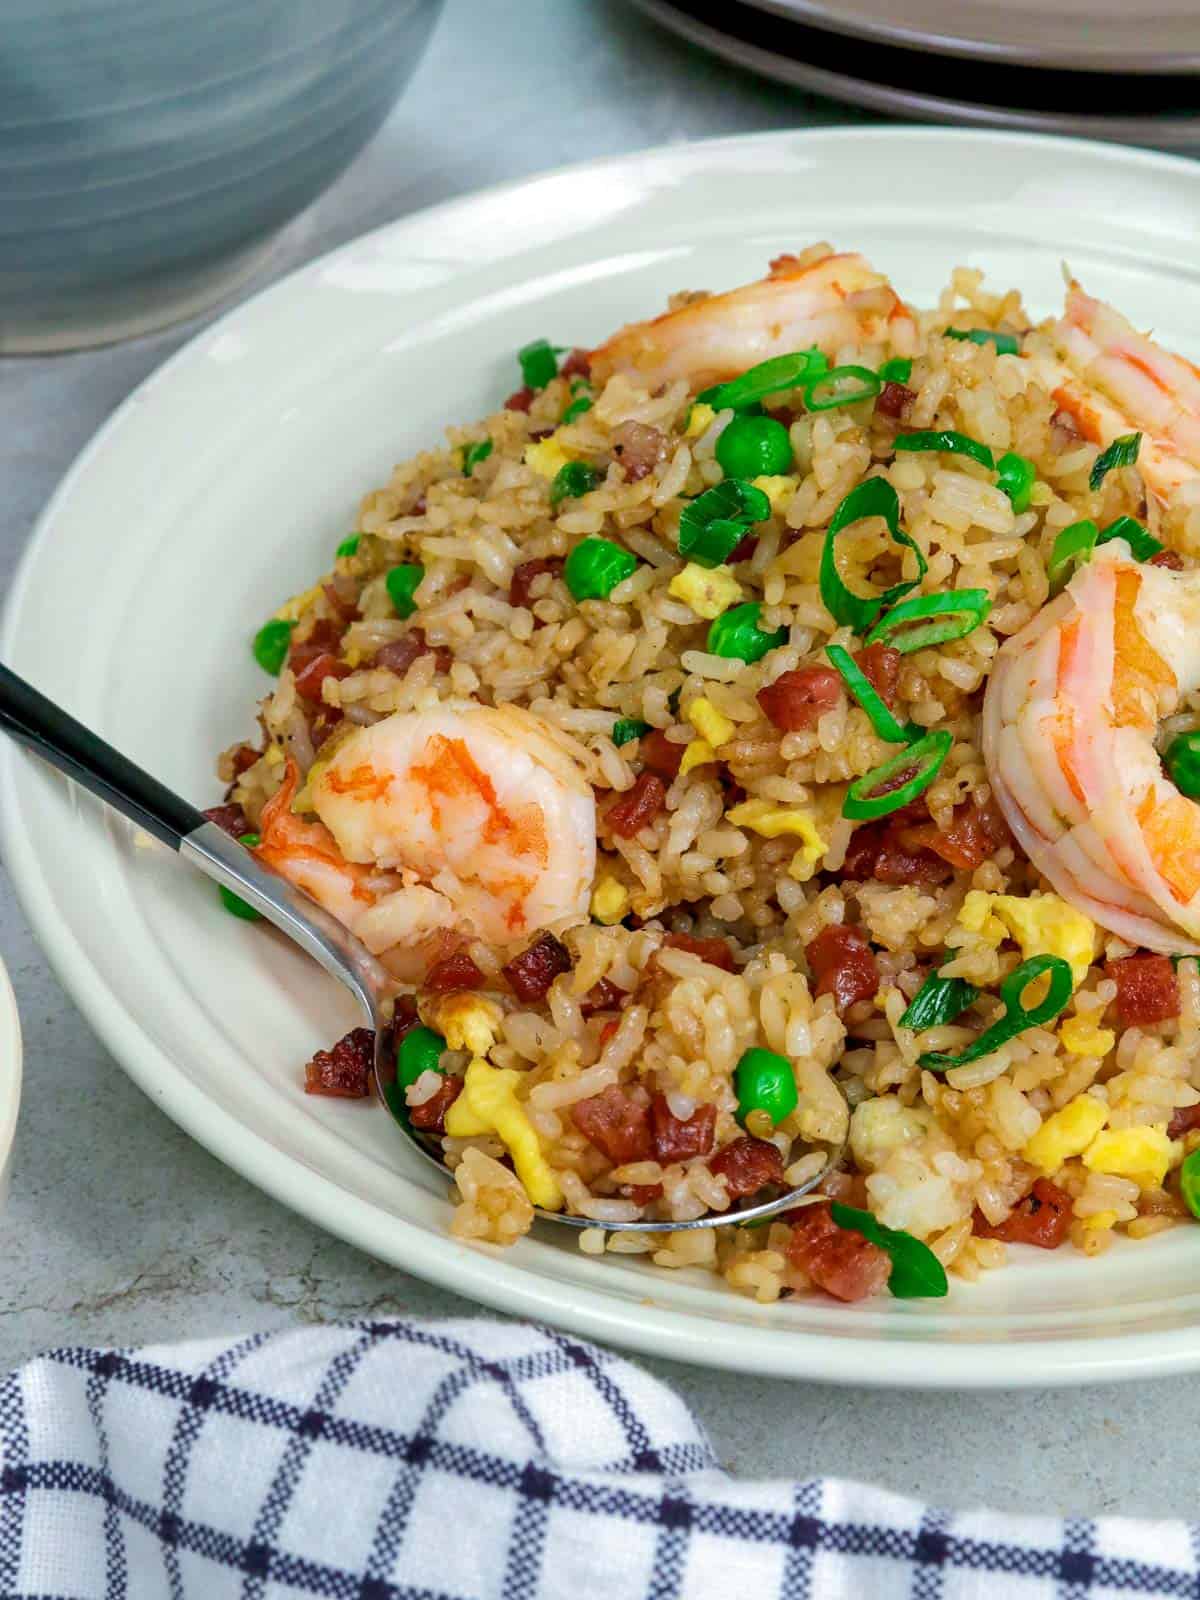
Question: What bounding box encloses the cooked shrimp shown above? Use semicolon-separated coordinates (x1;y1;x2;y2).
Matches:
590;249;918;390
256;759;382;931
1024;281;1200;509
983;541;1200;954
310;701;596;949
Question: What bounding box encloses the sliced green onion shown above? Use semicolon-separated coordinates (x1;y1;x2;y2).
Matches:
252;619;296;676
335;534;360;559
1047;519;1099;595
825;644;909;744
1089;431;1141;491
898;972;980;1031
944;328;1021;356
698;349;827;412
461;439;493;477
550;461;602;507
920;955;1074;1071
219;833;263;921
829;1202;948;1299
612;718;651;747
894;430;995;470
386;563;425;619
570;378;590;395
1049;515;1165;596
706;601;787;663
1098;514;1163;561
518;338;559;390
996;451;1036;513
560;395;593;424
842;729;953;820
804;364;882;412
819;478;928;631
877;358;912;384
864;589;991;655
564;536;637;601
678;479;771;568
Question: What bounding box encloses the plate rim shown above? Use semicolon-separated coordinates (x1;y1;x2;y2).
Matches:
629;0;1200;143
737;0;1200;71
0;958;23;1188
9;124;1200;1387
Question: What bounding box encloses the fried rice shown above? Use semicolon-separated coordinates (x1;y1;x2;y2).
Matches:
211;242;1200;1306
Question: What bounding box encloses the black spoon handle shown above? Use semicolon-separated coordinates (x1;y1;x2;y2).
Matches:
0;661;205;849
0;659;390;1010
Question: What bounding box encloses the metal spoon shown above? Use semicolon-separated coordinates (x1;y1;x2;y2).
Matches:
0;661;844;1232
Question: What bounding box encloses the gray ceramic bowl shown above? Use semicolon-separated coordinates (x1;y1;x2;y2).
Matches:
1;0;444;352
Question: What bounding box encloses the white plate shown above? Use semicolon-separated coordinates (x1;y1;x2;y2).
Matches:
7;128;1200;1387
0;959;21;1210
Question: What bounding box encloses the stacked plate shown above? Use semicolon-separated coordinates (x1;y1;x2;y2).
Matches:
630;0;1200;146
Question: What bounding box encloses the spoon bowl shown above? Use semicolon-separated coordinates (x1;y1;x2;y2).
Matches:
0;660;844;1234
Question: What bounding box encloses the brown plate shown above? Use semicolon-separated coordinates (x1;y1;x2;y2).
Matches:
743;0;1200;72
630;0;1200;145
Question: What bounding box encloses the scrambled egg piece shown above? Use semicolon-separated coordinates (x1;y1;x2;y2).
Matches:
274;584;324;623
1023;1094;1108;1174
686;696;735;748
428;994;503;1058
726;798;827;865
1059;1016;1116;1058
680;738;717;776
1082;1210;1118;1232
524;435;574;479
957;891;1097;986
1082;1125;1177;1191
591;876;629;925
685;402;716;438
669;563;743;620
752;474;799;516
444;1059;562;1210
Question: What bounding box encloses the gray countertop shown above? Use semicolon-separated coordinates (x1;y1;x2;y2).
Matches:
2;0;1195;1518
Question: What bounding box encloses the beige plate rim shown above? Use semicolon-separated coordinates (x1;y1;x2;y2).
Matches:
630;0;1200;140
739;0;1200;72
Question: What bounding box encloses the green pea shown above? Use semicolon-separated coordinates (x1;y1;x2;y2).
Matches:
734;1047;798;1125
398;1025;446;1090
550;461;602;507
386;563;425;619
518;338;559;390
706;601;787;663
336;534;361;559
252;618;296;676
564;536;637;601
1181;1148;1200;1220
219;833;263;921
1166;731;1200;799
715;414;793;479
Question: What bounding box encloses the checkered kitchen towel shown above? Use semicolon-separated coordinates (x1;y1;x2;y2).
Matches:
0;1320;1194;1599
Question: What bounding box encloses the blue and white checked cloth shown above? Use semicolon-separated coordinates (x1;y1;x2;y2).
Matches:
0;1318;1194;1599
